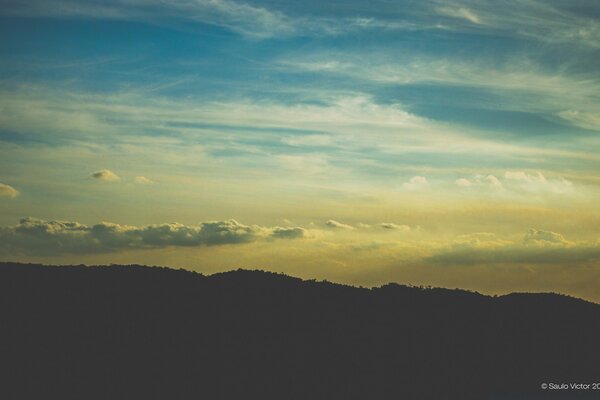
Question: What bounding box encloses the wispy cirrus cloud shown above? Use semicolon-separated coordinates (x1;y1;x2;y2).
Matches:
4;0;600;47
1;0;295;39
436;6;481;24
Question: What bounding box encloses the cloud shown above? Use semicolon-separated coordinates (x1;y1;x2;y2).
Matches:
483;175;502;187
92;169;120;181
276;154;331;175
0;218;309;256
559;110;600;131
504;171;545;183
325;220;354;230
455;175;502;190
380;223;410;231
2;0;295;39
425;229;599;266
0;183;19;198
451;232;508;249
437;7;481;24
282;135;334;147
504;171;573;194
455;178;472;187
271;227;308;239
455;172;575;197
402;176;429;191
4;0;600;49
134;176;154;184
426;243;600;266
523;228;568;246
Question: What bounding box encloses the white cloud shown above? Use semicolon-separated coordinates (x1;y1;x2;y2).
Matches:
504;171;573;194
559;110;600;131
483;175;502;187
282;135;334;147
325;220;354;230
437;7;481;24
92;169;120;181
0;183;19;198
454;174;502;190
134;176;154;184
3;85;595;179
455;178;472;187
402;176;429;191
276;154;331;175
504;171;546;183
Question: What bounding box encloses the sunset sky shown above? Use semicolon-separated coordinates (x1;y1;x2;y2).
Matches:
1;0;599;301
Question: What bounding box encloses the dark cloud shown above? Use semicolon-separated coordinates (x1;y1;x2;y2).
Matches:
270;227;308;239
0;218;308;256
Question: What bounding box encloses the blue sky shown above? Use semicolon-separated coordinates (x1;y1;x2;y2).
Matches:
1;0;599;300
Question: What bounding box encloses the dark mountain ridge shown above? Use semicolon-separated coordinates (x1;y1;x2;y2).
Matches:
1;262;598;400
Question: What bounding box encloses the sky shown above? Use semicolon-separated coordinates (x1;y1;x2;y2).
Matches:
1;0;600;301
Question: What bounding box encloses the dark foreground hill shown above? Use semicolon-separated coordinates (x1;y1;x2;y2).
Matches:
0;263;599;400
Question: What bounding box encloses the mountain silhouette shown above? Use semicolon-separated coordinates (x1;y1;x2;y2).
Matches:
0;262;598;400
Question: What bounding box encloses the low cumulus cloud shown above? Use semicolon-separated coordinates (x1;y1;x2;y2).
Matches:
523;228;569;246
325;220;354;230
455;172;574;195
380;223;410;231
402;176;429;191
91;169;120;181
454;174;501;189
505;171;545;183
504;171;573;194
0;183;19;198
134;176;154;184
455;178;472;187
0;218;310;256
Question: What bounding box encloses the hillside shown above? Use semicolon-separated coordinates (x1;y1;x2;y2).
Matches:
0;262;598;399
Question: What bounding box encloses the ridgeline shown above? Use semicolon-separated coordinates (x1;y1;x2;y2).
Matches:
1;262;598;399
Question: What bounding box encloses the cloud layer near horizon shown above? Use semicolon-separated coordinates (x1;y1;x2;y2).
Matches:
0;218;308;255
